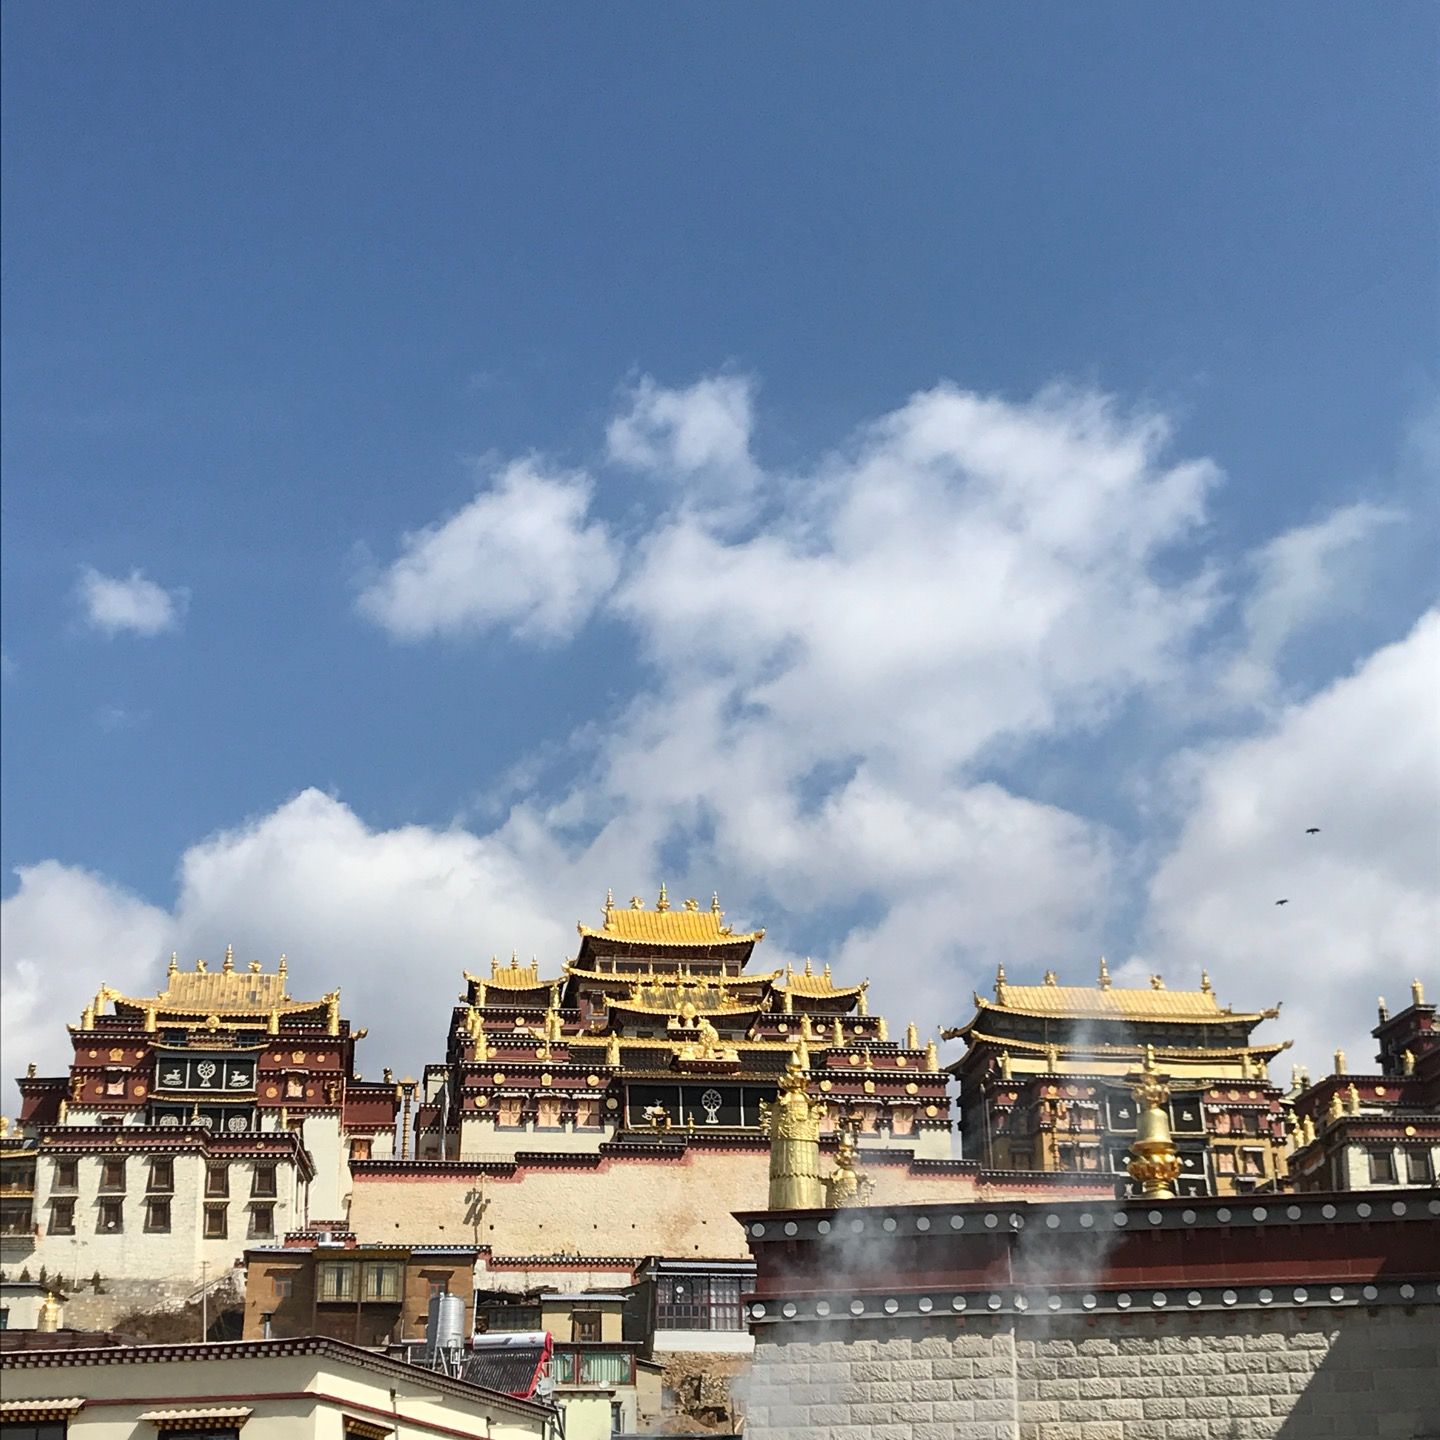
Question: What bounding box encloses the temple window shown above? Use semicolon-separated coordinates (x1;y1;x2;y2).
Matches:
1216;1151;1236;1175
100;1159;126;1192
148;1158;174;1193
48;1198;75;1235
362;1262;401;1301
656;1274;743;1331
249;1204;276;1239
274;1274;295;1299
206;1163;229;1197
251;1164;278;1198
1367;1148;1397;1184
203;1203;228;1239
52;1160;78;1191
98;1198;123;1233
1240;1148;1264;1176
1405;1149;1434;1184
349;1138;372;1162
319;1261;358;1302
572;1310;602;1342
145;1198;171;1233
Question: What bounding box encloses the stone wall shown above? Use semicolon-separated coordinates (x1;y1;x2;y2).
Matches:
349;1146;1105;1266
745;1308;1440;1440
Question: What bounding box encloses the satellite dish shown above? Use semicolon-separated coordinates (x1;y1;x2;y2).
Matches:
535;1377;555;1398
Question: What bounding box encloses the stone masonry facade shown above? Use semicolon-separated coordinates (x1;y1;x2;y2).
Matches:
744;1309;1440;1440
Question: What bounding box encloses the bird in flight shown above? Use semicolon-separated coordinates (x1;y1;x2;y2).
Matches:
1305;827;1321;835
1275;899;1289;906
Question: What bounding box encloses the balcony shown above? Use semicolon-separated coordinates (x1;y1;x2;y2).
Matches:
550;1343;637;1389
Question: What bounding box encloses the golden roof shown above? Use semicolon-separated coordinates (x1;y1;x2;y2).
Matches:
777;961;867;999
959;963;1277;1028
108;951;330;1016
577;888;764;947
564;963;780;988
956;1030;1291;1062
467;957;559;990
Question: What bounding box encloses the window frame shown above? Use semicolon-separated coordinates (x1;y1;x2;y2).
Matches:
52;1159;79;1191
48;1197;77;1236
1367;1147;1397;1184
98;1197;124;1233
145;1196;172;1233
250;1163;278;1198
318;1260;358;1303
100;1158;127;1193
249;1204;276;1239
203;1202;228;1239
148;1157;175;1193
1404;1148;1433;1184
205;1163;230;1198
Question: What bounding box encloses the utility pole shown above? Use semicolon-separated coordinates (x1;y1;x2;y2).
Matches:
200;1259;208;1341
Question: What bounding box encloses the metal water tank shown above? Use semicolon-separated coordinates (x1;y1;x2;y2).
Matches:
427;1291;467;1353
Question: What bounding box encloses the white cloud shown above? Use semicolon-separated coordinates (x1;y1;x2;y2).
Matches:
9;375;1431;1097
78;566;186;637
606;374;759;508
1141;609;1440;1070
1;862;171;1081
356;460;618;642
1222;502;1400;704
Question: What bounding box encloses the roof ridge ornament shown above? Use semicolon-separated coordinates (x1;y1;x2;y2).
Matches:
1414;978;1426;1006
1098;956;1112;990
656;882;670;913
1200;969;1213;995
223;945;235;974
168;952;179;978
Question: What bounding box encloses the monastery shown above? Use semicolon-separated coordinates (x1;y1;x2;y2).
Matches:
944;959;1293;1193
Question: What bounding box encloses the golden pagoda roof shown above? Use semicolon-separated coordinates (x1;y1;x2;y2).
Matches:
108;951;329;1016
956;1030;1292;1063
466;957;560;990
776;961;867;999
564;963;780;988
955;963;1278;1030
577;888;764;947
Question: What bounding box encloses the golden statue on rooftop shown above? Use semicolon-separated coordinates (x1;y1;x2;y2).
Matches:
1126;1045;1182;1200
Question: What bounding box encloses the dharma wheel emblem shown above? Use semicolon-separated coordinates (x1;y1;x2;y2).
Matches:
196;1061;217;1088
701;1088;723;1125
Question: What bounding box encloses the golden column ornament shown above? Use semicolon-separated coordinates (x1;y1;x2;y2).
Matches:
1126;1044;1183;1200
759;1042;826;1209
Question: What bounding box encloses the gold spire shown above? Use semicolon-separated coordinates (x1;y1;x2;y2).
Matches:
222;944;235;974
656;883;670;913
1378;996;1390;1022
905;1021;919;1050
1200;969;1212;995
759;1043;825;1208
994;963;1007;999
875;1016;888;1042
168;952;179;978
1126;1045;1181;1199
1334;1048;1347;1074
1413;979;1426;1006
604;888;616;922
711;892;722;914
1098;956;1112;990
278;954;288;983
925;1039;939;1072
832;1017;844;1047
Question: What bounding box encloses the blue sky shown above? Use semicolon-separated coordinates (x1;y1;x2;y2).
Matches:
3;5;1436;1091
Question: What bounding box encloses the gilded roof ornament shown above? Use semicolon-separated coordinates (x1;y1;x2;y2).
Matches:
1200;969;1213;994
1334;1048;1346;1074
804;957;813;976
994;964;1007;1000
196;957;208;973
857;986;868;1016
656;883;670;913
906;1021;918;1050
711;892;721;914
168;952;179;978
925;1039;939;1072
683;896;700;911
1150;974;1166;990
1098;956;1112;990
223;945;235;974
629;895;644;909
1413;978;1426;1006
1043;970;1058;986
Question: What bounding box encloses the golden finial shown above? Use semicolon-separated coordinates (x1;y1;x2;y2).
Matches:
1126;1045;1181;1198
144;1005;157;1034
1098;956;1112;990
656;883;670;912
711;892;721;914
857;987;868;1017
994;963;1007;999
1334;1048;1346;1074
823;962;832;981
999;1049;1013;1079
906;1021;918;1050
832;1017;844;1047
223;944;235;973
168;952;179;978
278;954;288;980
604;888;615;916
804;957;813;976
1413;979;1426;1006
1149;974;1165;990
1200;969;1213;995
1378;996;1389;1022
925;1039;939;1072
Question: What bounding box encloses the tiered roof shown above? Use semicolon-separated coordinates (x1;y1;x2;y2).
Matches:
99;950;338;1027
